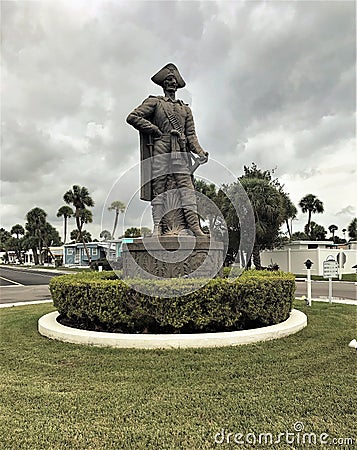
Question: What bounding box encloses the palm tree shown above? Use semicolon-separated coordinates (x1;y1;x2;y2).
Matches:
299;194;324;237
328;224;338;240
56;206;74;244
305;221;327;241
239;178;284;269
124;227;142;238
100;230;112;241
280;191;297;239
24;208;58;264
348;218;357;240
108;200;126;239
79;209;93;231
10;224;25;240
25;207;47;264
70;229;92;243
141;227;152;237
63;185;94;263
10;224;25;263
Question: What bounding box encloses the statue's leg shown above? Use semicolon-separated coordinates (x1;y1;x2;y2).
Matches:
151;195;163;236
174;174;205;236
151;142;170;236
183;206;205;236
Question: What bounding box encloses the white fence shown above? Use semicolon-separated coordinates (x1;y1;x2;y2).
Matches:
261;248;357;275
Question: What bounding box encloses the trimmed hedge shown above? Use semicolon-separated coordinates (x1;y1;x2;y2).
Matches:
49;270;295;334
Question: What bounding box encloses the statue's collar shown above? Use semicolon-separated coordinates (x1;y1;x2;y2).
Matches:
159;95;184;105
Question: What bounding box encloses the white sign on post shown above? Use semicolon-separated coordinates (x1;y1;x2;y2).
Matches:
323;257;338;304
323;260;339;279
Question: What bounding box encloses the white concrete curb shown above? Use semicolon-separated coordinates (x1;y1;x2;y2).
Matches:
0;299;52;309
38;309;307;349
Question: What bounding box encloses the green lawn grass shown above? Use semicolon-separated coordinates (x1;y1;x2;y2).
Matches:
0;302;356;450
295;273;357;282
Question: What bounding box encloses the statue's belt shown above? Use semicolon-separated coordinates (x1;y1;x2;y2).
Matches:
154;131;186;156
149;131;200;174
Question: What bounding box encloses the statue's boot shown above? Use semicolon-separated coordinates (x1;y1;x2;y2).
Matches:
183;207;205;236
151;198;163;236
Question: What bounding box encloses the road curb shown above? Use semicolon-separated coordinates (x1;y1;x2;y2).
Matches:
0;300;53;309
38;309;307;350
0;265;71;275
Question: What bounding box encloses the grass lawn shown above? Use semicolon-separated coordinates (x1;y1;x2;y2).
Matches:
295;273;357;282
0;302;356;450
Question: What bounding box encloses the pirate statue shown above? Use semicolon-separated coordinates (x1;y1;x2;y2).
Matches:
126;63;209;236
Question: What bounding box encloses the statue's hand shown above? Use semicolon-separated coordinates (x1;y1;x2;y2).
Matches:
198;152;209;164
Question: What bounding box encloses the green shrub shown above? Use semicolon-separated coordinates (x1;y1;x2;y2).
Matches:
89;258;112;271
49;270;295;334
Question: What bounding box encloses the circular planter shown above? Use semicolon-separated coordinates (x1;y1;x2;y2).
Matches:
38;309;307;349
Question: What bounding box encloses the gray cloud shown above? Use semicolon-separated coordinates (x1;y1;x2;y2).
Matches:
1;0;355;239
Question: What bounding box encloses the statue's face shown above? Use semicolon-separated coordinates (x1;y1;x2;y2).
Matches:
163;75;178;92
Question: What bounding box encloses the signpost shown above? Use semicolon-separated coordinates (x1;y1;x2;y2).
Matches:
323;256;338;303
304;259;313;306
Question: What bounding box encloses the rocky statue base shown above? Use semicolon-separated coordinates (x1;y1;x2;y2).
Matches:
122;236;224;279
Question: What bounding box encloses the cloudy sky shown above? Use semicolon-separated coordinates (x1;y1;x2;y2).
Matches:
1;0;356;241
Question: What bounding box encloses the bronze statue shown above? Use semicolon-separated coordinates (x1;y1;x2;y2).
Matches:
126;63;209;236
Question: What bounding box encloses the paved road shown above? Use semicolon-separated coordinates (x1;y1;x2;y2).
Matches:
295;279;356;300
0;267;356;304
0;266;64;286
0;266;65;304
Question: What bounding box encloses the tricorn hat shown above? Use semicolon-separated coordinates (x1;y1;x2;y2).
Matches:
151;63;186;88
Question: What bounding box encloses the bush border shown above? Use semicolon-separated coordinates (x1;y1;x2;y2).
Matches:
49;270;296;333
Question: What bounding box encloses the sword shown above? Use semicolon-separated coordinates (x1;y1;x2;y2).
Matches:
147;134;154;156
190;153;208;174
190;153;201;174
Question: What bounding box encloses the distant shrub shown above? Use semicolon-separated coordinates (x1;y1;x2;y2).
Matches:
50;270;295;334
89;258;112;271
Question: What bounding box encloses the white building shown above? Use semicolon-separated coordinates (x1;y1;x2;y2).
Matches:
260;241;357;276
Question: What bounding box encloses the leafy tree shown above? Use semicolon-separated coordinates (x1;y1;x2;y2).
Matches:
124;227;142;238
25;207;60;264
239;177;285;269
195;164;297;268
0;228;12;262
25;207;47;264
108;201;126;239
280;191;297;238
57;206;74;244
328;224;338;241
299;194;324;237
141;227;152;237
291;231;309;240
304;221;327;240
11;224;25;239
0;228;11;251
70;229;92;243
42;222;61;263
10;224;25;263
195;180;231;246
347;218;357;240
100;230;112;241
238;164;294;268
79;209;93;229
240;164;297;239
195;180;220;230
63;185;94;263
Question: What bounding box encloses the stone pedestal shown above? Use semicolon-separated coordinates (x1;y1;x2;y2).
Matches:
122;236;224;279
